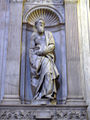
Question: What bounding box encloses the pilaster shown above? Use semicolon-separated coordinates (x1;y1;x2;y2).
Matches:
0;0;10;103
64;0;84;104
77;0;90;119
2;0;23;104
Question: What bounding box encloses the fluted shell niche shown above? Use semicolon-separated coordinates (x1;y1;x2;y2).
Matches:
24;8;60;27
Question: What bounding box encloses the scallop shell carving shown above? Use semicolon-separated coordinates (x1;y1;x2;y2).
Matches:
26;8;60;27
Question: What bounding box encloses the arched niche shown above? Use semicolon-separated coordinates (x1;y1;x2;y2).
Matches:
20;6;67;104
23;5;64;26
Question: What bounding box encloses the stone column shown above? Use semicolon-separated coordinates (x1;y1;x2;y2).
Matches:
3;0;23;104
64;0;84;105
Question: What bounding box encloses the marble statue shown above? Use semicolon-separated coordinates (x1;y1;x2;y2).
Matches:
29;18;59;104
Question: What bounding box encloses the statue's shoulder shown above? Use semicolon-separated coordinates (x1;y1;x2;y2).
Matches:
45;31;55;44
45;31;53;36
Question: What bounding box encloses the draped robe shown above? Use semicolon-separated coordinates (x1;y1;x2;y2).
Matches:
29;31;59;100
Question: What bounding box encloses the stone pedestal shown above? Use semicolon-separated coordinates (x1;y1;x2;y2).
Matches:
0;105;87;120
31;99;56;105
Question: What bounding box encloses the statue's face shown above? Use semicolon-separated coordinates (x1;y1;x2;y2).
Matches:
36;20;45;34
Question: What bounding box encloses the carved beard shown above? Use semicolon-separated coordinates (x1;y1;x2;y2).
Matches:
37;26;44;34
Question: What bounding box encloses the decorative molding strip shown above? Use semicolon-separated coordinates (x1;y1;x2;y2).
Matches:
26;0;63;3
23;23;65;32
0;109;87;120
9;0;64;3
9;0;23;3
64;0;78;3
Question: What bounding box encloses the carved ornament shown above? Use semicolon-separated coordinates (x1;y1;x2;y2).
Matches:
0;110;87;120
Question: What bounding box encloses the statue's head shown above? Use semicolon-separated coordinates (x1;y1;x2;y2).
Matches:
35;18;45;34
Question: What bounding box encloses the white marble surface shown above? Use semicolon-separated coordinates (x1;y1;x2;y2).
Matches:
0;0;10;102
4;2;23;102
65;2;83;99
77;0;90;119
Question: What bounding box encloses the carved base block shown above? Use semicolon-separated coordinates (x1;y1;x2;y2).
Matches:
0;105;87;120
1;95;21;105
31;99;56;105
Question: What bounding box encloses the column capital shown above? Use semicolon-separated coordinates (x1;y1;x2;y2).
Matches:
64;0;78;3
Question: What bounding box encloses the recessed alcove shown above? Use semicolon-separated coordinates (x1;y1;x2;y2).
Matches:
20;6;67;104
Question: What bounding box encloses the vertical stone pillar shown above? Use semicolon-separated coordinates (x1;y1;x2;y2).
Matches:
77;0;90;118
0;0;10;103
3;0;23;104
64;0;84;104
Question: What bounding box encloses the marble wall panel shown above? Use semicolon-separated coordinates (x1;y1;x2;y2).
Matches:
0;0;9;102
4;75;19;95
77;0;90;119
4;2;23;102
65;1;83;102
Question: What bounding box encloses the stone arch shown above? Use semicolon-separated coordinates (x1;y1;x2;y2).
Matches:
23;5;64;27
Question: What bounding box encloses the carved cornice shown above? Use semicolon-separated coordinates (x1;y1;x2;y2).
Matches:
9;0;78;4
9;0;64;3
64;0;78;3
25;0;63;4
